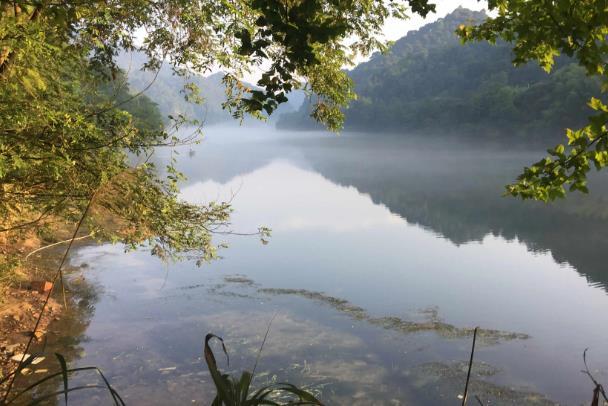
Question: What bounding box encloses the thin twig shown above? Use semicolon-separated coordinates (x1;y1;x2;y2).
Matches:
24;233;93;261
462;326;479;406
84;59;163;119
252;312;277;379
582;348;608;403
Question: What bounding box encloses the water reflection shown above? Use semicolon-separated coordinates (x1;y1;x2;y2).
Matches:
172;128;608;291
34;127;608;405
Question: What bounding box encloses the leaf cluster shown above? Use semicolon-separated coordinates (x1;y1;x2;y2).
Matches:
457;0;608;200
1;0;434;261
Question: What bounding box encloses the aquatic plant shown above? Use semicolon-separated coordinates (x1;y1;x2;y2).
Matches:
0;353;124;405
582;349;608;406
204;334;323;406
461;327;479;405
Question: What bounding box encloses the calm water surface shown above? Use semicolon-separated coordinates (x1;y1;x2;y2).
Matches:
21;127;608;405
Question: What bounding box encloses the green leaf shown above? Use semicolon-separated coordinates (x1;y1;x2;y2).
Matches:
55;353;69;406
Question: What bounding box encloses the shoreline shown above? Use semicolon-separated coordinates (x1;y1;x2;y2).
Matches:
0;236;92;394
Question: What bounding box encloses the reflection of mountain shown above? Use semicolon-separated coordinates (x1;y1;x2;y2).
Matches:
292;136;608;290
177;130;608;290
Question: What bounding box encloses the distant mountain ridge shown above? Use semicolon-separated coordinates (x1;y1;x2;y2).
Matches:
278;7;600;139
117;51;305;126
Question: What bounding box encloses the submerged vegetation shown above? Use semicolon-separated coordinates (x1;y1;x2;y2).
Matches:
257;288;528;345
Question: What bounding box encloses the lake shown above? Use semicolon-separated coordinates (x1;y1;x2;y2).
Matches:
20;127;608;405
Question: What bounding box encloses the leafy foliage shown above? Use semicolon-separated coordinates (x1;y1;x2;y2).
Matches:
117;52;304;127
98;69;164;133
0;4;216;262
0;0;431;262
457;0;608;200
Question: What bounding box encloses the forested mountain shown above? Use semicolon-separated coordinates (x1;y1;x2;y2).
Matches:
278;8;600;139
98;70;164;132
117;52;304;126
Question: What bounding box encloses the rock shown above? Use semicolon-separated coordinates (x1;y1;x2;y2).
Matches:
4;344;20;355
10;353;30;362
30;281;53;294
10;354;44;365
20;368;32;375
31;356;45;365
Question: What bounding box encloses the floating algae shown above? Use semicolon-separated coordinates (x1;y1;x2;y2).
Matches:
258;288;529;344
258;288;367;320
215;277;530;344
223;275;257;286
407;361;557;405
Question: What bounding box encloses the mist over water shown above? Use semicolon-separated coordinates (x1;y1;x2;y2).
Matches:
54;127;608;404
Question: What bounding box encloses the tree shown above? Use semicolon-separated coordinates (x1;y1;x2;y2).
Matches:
0;0;435;264
458;0;608;201
278;8;600;138
4;0;598;269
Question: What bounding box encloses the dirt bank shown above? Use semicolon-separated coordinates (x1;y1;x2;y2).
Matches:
0;230;78;393
0;286;61;389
